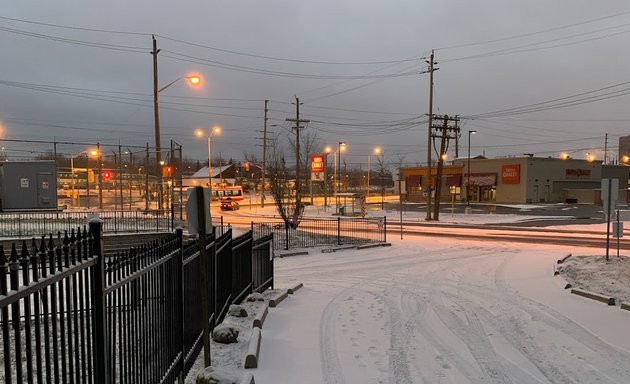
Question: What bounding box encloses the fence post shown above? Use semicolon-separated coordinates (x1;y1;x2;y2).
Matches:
337;216;341;245
175;228;185;383
195;187;211;368
89;218;110;384
284;220;289;251
383;216;387;243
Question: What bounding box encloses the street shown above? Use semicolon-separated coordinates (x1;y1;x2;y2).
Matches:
254;237;630;384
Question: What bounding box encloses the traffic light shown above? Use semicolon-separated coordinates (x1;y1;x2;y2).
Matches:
102;170;113;181
162;165;173;177
244;162;250;172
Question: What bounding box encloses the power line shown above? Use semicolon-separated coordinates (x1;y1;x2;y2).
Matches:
0;15;150;35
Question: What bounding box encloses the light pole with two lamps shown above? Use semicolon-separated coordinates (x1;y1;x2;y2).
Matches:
466;130;477;209
195;126;222;186
71;149;99;208
334;142;346;213
367;146;382;201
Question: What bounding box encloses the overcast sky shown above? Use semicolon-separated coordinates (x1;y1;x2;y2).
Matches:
1;1;630;169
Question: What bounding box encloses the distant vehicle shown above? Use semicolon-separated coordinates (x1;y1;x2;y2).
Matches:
220;198;240;211
211;185;244;201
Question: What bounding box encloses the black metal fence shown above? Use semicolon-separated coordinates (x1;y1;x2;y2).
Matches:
252;216;387;250
0;222;274;383
0;210;173;238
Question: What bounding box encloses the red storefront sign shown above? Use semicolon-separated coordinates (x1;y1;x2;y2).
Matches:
501;164;520;184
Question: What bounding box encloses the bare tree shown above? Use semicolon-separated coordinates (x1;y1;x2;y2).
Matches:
267;148;303;228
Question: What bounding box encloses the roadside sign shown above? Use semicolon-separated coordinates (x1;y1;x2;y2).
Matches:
613;221;624;238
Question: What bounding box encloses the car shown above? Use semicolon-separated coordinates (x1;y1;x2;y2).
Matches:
220;198;240;211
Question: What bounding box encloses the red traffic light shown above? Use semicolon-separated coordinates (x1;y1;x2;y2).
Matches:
162;165;173;177
245;162;250;172
102;171;113;181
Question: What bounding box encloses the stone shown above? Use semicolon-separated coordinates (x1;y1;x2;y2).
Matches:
213;324;239;344
228;304;248;318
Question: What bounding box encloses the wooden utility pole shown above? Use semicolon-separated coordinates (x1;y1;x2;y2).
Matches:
431;114;460;221
425;50;438;220
262;100;268;207
151;35;163;210
604;133;608;165
286;96;309;219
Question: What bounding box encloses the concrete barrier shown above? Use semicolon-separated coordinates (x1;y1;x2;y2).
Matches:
357;242;392;250
288;283;303;294
276;251;308;258
268;290;288;308
621;303;630;311
253;304;268;329
321;245;356;253
571;288;616;306
244;328;262;369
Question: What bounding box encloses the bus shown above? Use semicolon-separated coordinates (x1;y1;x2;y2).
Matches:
211;185;244;201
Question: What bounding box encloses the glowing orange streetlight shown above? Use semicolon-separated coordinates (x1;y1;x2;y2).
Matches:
560;152;569;160
195;126;222;184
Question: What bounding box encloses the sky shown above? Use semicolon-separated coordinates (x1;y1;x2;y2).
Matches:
2;1;630;170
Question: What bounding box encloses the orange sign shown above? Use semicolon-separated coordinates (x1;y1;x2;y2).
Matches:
501;164;520;184
311;155;324;172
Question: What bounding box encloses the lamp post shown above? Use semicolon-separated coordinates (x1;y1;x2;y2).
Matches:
152;38;201;210
334;142;346;211
71;149;98;208
466;130;477;207
367;146;381;201
324;146;332;208
195;126;222;186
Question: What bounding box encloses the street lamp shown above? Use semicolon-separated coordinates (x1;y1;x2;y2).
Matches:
367;146;381;201
586;153;595;162
466;130;477;207
195;126;222;185
323;146;333;208
153;68;202;210
70;149;99;208
334;142;346;210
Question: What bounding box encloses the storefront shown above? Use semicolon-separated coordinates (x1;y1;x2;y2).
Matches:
401;156;629;204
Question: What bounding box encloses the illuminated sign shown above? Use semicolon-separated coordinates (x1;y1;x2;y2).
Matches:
311;155;325;181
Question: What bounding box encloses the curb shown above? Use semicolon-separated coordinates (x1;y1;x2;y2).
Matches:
357;242;392;250
557;253;573;264
244;327;262;369
253;304;268;329
571;288;616;306
288;283;303;294
621;303;630;311
268;290;288;308
321;245;356;253
276;251;308;258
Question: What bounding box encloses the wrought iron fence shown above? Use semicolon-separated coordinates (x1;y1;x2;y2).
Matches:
252;216;387;250
0;210;173;238
0;221;274;383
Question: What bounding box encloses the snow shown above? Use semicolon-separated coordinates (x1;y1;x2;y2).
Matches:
193;205;630;383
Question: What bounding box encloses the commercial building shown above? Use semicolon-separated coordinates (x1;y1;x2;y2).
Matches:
401;156;629;205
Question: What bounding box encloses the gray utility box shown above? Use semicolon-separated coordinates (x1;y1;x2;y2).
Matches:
0;161;57;211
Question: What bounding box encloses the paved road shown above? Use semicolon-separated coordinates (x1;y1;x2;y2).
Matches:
255;238;630;384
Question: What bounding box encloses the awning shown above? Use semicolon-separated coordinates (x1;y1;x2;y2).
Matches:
466;173;496;186
446;174;462;187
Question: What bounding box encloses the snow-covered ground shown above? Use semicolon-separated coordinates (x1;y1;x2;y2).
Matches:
196;204;630;383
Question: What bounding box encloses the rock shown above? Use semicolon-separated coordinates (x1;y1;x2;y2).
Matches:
228;304;248;318
213;324;239;344
246;293;265;302
195;366;253;384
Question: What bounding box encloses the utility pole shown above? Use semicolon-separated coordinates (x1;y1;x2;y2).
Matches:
151;35;163;210
98;142;103;209
604;133;608;165
425;50;438;221
286;96;309;218
431;114;460;221
145;143;150;210
262;99;268;208
119;144;123;210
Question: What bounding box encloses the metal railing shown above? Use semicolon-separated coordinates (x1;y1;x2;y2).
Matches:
0;222;274;383
0;210;173;238
252;216;386;250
